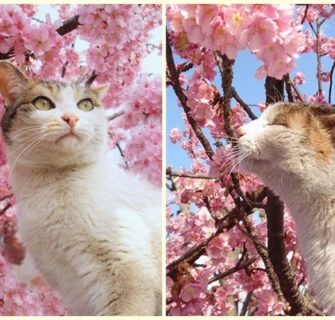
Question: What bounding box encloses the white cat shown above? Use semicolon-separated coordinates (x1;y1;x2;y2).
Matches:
0;62;162;316
238;102;335;315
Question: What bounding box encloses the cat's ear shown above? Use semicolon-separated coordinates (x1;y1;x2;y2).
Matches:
91;84;109;99
0;62;29;106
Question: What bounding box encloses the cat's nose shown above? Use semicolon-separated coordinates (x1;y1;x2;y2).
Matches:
62;113;79;128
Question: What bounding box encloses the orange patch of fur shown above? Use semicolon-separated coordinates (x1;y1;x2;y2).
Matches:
273;105;334;163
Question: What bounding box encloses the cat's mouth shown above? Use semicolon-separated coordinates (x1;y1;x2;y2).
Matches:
55;132;80;144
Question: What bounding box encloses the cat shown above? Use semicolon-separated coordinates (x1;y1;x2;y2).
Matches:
237;102;335;315
0;61;162;316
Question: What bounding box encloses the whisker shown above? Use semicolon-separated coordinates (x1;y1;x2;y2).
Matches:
9;133;53;173
11;127;43;140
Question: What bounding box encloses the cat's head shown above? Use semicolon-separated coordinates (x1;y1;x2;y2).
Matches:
0;62;108;169
238;102;335;179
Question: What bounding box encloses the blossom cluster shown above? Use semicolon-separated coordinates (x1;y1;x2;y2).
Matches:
168;4;306;79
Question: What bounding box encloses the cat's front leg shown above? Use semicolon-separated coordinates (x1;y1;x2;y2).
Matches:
96;257;159;316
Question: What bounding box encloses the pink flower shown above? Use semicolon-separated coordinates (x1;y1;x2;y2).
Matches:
170;128;181;144
240;12;278;50
294;71;305;85
320;71;331;82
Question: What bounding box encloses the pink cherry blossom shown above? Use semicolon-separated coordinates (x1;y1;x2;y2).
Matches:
294;71;305;85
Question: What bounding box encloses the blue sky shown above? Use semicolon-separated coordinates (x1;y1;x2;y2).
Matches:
167;23;335;170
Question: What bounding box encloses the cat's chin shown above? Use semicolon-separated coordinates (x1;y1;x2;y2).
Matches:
55;133;82;151
56;132;80;144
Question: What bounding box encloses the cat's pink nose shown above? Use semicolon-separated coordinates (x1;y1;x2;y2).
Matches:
62;114;79;128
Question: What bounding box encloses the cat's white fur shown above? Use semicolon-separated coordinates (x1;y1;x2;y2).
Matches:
238;103;335;315
3;80;161;315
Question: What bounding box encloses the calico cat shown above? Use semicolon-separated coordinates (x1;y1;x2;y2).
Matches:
0;62;162;316
238;102;335;315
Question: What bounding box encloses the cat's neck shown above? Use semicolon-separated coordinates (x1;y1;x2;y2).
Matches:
263;158;335;209
9;156;104;195
13;160;97;175
261;162;335;234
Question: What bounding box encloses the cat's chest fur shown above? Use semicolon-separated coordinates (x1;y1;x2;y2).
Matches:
264;171;335;315
10;159;161;315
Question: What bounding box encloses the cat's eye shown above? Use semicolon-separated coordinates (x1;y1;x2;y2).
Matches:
77;99;94;112
33;96;55;111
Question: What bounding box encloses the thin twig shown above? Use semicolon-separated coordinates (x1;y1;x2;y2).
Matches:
176;62;193;74
167;170;216;180
301;5;310;24
116;143;128;169
61;61;69;78
0;194;13;202
108;110;125;122
0;203;11;216
309;22;317;37
239;291;254;316
208;256;257;284
85;70;97;87
232;88;257;120
316;18;322;95
288;78;305;102
329;61;335;103
166;29;214;160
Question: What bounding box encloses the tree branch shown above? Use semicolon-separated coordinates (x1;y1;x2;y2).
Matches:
329;61;335;103
285;77;304;102
316;19;322;95
265;191;323;315
0;203;11;216
208;255;257;284
231;88;257;120
167;169;216;180
239;210;284;302
85;70;97;87
215;52;236;142
301;5;310;24
239;291;254;316
283;74;294;102
108;110;125;122
166;29;214;160
265;76;284;105
56;14;80;36
167;189;268;277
